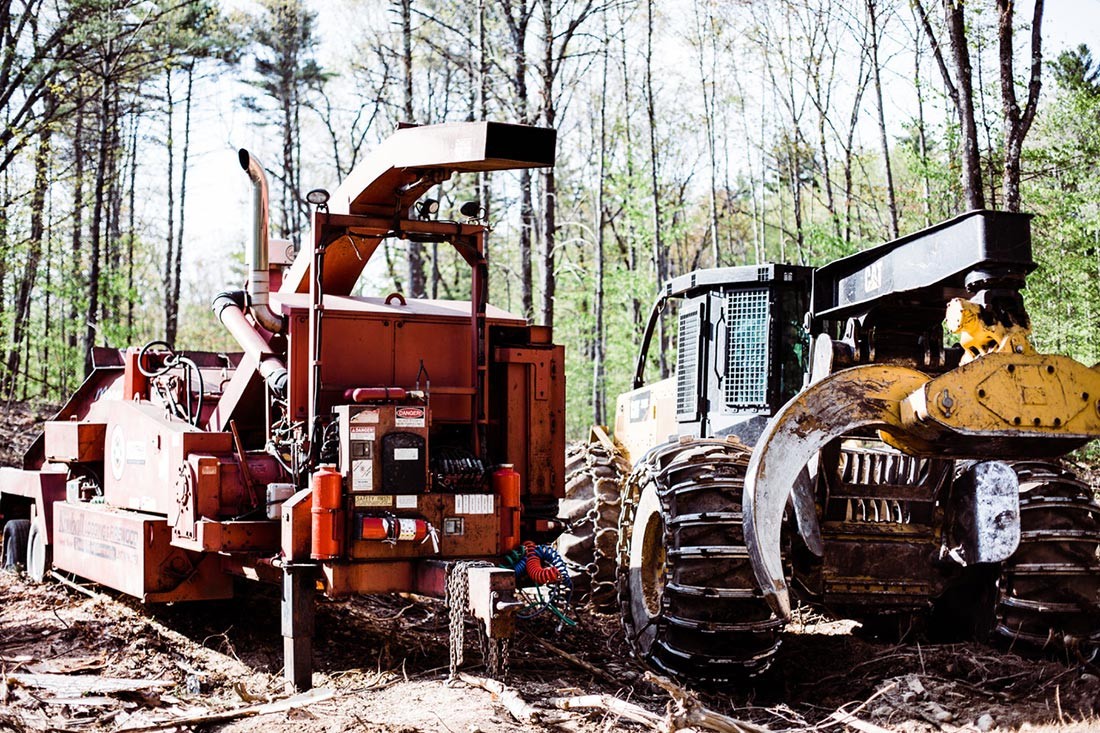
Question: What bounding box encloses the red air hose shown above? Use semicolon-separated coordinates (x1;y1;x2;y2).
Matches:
523;540;560;584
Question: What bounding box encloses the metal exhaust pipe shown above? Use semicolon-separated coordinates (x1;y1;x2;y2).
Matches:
238;149;284;334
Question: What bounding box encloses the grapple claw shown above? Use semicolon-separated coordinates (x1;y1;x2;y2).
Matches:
742;365;931;618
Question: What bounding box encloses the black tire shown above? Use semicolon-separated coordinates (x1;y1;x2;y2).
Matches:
994;461;1100;656
617;438;782;682
556;439;628;610
26;520;51;583
2;519;30;569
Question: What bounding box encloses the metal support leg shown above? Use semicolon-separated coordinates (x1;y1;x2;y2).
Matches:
282;565;315;690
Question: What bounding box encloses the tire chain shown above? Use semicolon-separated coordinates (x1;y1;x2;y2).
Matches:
616;437;783;682
995;461;1100;657
558;441;628;610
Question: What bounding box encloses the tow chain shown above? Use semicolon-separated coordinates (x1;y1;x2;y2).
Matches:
481;631;511;680
445;560;497;680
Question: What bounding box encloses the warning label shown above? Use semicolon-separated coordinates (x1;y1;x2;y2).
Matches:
352;459;373;491
395;406;426;428
350;425;376;440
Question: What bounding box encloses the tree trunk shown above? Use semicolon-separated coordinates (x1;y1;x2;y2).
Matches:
401;0;426;297
997;0;1044;212
106;83;123;321
866;0;900;238
645;0;668;379
168;64;194;348
498;0;534;317
538;0;556;328
944;0;984;210
3;93;53;393
84;72;112;376
127;94;139;341
694;0;720;266
163;66;177;346
592;14;608;427
66;90;85;394
912;13;933;226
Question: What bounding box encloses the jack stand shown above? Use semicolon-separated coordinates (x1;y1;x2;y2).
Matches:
282;563;316;691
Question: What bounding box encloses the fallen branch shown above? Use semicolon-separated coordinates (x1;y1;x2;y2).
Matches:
645;673;769;733
530;636;631;686
820;680;900;732
457;673;540;724
6;673;174;697
825;710;893;733
547;694;663;727
112;688;334;732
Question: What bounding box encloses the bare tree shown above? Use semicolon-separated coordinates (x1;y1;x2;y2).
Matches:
913;0;984;210
644;0;669;378
865;0;899;237
536;0;597;328
497;0;536;318
398;0;427;297
997;0;1043;212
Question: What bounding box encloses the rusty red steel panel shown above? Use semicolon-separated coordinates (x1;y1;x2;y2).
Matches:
52;501;232;602
101;401;232;515
0;467;67;544
44;421;106;463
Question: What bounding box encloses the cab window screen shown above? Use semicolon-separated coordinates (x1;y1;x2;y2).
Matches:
725;289;769;408
676;308;701;417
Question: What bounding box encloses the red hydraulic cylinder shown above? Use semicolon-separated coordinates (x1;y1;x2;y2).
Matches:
493;464;521;552
344;387;407;403
310;464;344;560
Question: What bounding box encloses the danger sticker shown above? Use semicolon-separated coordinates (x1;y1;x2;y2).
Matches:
395;406;426;428
350;425;376;440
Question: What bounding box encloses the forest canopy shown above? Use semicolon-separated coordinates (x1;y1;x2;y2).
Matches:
0;0;1097;439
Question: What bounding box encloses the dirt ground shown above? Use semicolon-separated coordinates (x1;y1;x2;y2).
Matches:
2;401;1100;732
2;568;1100;733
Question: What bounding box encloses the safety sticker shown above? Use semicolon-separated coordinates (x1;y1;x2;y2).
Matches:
393;447;419;461
354;494;393;507
352;459;373;491
455;494;494;515
395;406;426;428
395;495;418;509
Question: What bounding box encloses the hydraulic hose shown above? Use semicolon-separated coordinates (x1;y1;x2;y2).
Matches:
212;290;288;398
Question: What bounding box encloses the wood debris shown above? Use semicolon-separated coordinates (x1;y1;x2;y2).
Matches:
5;672;174;696
112;687;335;732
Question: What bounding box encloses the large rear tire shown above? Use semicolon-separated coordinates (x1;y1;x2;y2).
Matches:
618;438;782;681
995;461;1100;656
2;519;30;569
556;440;628;610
